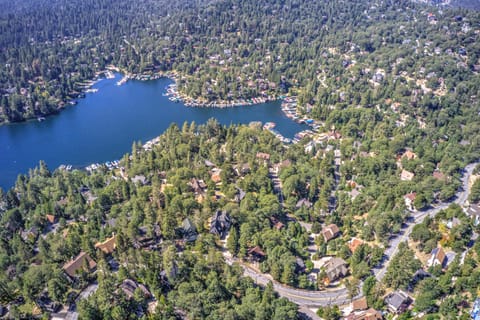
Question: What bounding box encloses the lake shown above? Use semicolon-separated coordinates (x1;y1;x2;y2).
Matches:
0;73;309;190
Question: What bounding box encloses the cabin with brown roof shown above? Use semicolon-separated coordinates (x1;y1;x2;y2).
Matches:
348;238;365;253
328;130;342;140
273;159;292;173
400;169;415;181
95;234;117;255
352;297;368;311
188;178;207;194
120;279;152;299
256;152;271;164
63;252;96;278
247;246;266;262
402;150;417;160
269;216;285;230
427;247;446;268
321;224;340;242
345;308;383;320
45;214;57;224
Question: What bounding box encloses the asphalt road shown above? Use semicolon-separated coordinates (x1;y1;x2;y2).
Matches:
225;161;478;309
224;254;353;307
374;161;478;281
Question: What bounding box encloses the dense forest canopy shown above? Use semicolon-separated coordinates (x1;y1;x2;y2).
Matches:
1;0;480;318
1;0;479;124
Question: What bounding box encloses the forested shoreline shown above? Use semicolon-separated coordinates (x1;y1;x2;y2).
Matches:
2;0;480;318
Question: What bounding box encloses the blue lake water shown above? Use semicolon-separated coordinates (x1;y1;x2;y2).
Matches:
0;73;308;190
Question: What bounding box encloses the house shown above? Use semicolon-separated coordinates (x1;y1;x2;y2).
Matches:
256;152;271;163
204;160;216;167
348;238;364;253
328;130;342;140
210;169;222;184
273;159;292;173
133;225;162;250
120;279;152;299
345;308;383;320
269;216;285;230
182;218;198;242
348;188;362;200
234;163;251;176
466;204;480;226
21;226;39;242
400;169;415;181
247;246;266;262
352;297;368;311
409;269;431;291
234;187;246;202
95;234;117;254
36;292;61;313
446;217;461;229
385;291;412;314
188;178;207;194
445;251;457;267
210;210;231;239
131;175;148;185
80;187;97;205
427;247;446;268
432;170;446;181
402;150;417;160
63;252;97;278
46;214;57;224
404;192;417;211
321;224;340;242
296;198;313;209
324;257;348;282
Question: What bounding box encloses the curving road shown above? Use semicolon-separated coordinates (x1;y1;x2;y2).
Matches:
224;161;478;311
224;254;352;307
374;161;478;281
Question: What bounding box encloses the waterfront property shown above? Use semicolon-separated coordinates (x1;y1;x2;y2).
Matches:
0;74;309;190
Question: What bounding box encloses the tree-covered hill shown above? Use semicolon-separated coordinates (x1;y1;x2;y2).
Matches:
1;0;479;125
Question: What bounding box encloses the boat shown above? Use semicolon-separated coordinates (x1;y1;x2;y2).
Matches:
263;122;276;130
105;71;115;79
37;117;46;122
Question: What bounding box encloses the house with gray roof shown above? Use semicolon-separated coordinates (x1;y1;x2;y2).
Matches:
385;290;412;314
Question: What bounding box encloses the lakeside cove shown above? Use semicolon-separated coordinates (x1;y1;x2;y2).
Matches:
114;66;282;109
0;73;311;190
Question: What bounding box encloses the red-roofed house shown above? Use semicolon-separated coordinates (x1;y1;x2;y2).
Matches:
348;238;365;253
